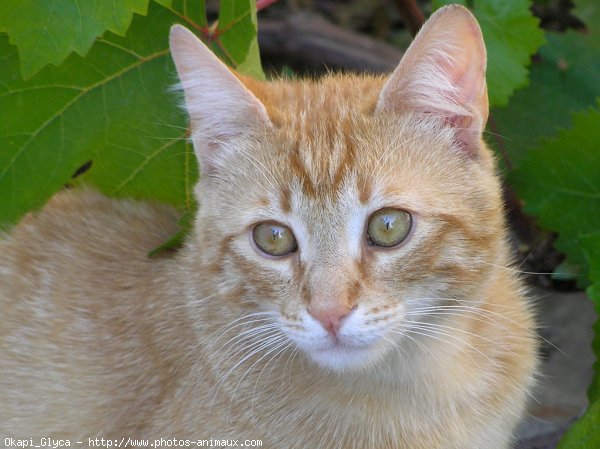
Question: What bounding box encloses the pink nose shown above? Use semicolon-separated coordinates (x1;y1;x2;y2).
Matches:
308;303;355;336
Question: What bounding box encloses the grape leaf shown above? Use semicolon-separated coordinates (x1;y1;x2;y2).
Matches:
157;0;260;76
153;0;174;8
574;0;600;34
432;0;545;107
556;398;600;449
580;232;600;403
148;207;196;257
217;0;265;80
512;107;600;447
0;5;193;228
155;0;207;28
432;0;467;5
509;105;600;281
491;31;600;167
0;0;150;79
0;0;264;228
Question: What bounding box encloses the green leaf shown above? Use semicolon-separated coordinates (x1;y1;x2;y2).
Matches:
149;207;196;257
0;2;201;228
580;232;600;403
556;398;600;449
153;0;174;8
150;0;264;78
561;233;600;449
432;0;545;107
155;0;207;28
0;0;267;229
0;0;150;78
431;0;467;8
475;0;545;106
491;31;600;167
217;0;265;80
574;0;600;34
509;104;600;282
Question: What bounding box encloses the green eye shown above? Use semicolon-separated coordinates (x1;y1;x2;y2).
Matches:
253;222;297;256
367;208;412;247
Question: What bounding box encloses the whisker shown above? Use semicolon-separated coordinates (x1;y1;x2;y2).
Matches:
208;333;287;407
225;338;290;422
446;298;566;357
216;327;283;363
281;346;301;390
380;334;409;359
405;309;529;340
249;341;293;423
404;319;521;357
207;311;277;340
210;321;280;351
404;296;566;356
392;326;496;370
479;260;580;277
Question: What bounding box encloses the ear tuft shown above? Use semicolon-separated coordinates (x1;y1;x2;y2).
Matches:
376;5;488;155
169;25;271;174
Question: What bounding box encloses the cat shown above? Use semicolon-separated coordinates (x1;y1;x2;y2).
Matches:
0;5;538;449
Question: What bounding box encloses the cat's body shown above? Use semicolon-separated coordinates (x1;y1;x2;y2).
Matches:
0;189;535;447
0;6;537;448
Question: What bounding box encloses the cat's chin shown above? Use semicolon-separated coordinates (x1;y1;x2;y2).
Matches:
306;343;386;373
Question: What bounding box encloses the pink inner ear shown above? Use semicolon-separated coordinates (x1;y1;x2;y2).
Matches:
449;116;480;157
418;112;478;157
376;5;488;157
169;25;272;175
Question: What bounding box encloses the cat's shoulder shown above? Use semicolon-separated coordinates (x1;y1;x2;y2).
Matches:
1;188;180;262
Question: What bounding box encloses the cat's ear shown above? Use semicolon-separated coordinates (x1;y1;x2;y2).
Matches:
376;5;487;156
169;25;272;174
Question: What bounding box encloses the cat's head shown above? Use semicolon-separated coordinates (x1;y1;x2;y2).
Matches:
170;5;504;372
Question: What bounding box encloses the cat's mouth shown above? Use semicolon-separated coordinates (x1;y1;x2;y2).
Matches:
284;311;390;372
306;339;385;372
314;337;370;351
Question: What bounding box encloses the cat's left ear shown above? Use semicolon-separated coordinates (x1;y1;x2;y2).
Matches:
376;5;487;156
169;25;272;174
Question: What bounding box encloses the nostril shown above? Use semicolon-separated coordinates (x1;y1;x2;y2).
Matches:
308;304;356;336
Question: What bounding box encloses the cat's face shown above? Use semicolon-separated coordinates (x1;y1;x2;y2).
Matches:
171;6;500;372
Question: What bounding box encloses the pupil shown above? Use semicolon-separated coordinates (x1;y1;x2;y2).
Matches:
272;227;283;241
384;216;393;231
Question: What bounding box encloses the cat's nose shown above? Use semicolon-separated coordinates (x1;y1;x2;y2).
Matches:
308;303;356;336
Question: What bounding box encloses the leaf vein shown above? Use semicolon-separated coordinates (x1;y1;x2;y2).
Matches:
0;48;169;183
111;136;181;194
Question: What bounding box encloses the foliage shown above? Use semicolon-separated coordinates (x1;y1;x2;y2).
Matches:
432;0;545;106
510;106;600;283
511;107;600;446
581;233;600;403
556;397;600;449
0;0;150;78
1;0;599;445
492;31;600;167
0;0;263;230
573;0;600;29
497;0;600;445
437;2;600;443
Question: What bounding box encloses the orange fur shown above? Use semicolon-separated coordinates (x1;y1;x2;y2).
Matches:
0;5;537;448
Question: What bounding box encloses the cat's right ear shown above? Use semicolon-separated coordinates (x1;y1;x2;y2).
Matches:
376;5;488;157
169;25;272;174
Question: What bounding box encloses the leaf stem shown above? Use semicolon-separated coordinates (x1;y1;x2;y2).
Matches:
257;0;279;12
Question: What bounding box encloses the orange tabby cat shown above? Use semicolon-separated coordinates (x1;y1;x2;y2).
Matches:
0;5;537;448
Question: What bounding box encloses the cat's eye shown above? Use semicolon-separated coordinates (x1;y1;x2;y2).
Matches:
367;208;412;247
252;222;297;257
